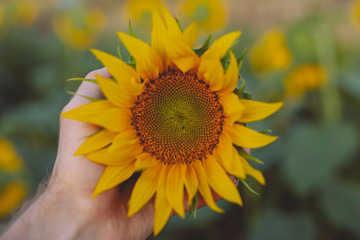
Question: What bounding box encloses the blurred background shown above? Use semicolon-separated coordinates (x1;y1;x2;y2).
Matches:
0;0;359;239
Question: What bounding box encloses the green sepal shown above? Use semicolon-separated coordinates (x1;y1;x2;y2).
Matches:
128;21;137;38
260;129;272;134
221;53;231;70
240;179;259;195
175;17;183;32
127;55;136;69
238;148;264;165
234;78;246;96
194;35;212;56
67;78;98;84
222;40;243;69
236;47;247;69
187;193;199;219
66;91;102;102
117;46;122;60
241;92;253;100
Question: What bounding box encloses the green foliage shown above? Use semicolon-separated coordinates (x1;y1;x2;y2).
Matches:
281;123;358;196
320;181;360;234
248;210;317;240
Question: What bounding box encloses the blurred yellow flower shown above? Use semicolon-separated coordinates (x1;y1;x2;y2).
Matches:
53;8;106;50
285;64;326;96
12;0;39;26
0;4;3;27
350;0;360;29
179;0;227;32
250;29;292;75
125;0;164;22
0;181;28;219
0;137;23;172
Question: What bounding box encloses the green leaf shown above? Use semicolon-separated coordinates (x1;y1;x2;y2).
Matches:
248;209;317;240
241;92;253;100
66;91;102;102
67;78;97;84
259;129;272;134
187;193;199;219
240;179;259;195
128;21;137;38
194;35;212;56
281;122;358;196
320;181;360;235
238;148;264;164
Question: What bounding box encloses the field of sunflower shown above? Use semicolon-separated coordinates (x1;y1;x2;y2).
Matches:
0;0;360;239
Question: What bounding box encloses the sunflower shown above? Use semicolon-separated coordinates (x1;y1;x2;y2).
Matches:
61;7;282;235
179;0;227;32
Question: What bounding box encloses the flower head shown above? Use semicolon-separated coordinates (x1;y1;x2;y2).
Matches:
0;137;28;219
179;0;227;32
284;64;326;96
62;7;282;235
0;181;28;219
249;28;292;75
350;0;360;29
53;7;106;50
0;136;23;172
125;0;164;22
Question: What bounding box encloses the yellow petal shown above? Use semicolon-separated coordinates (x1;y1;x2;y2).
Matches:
214;132;234;170
128;164;163;217
163;37;200;73
118;32;163;80
92;108;132;132
239;156;265;185
93;164;135;197
75;130;118;156
96;74;135;108
107;128;138;152
219;51;238;95
215;142;246;180
166;164;186;218
198;58;224;91
219;93;244;125
184;164;198;206
154;165;172;236
90;49;140;84
86;142;142;165
203;156;242;206
135;152;158;170
182;23;198;47
61;101;131;132
239;100;283;123
230;148;246;179
193;161;223;213
202;31;242;59
161;6;181;39
151;11;169;69
226;124;278;149
61;100;114;119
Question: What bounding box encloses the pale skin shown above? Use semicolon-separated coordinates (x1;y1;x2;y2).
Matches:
1;68;241;240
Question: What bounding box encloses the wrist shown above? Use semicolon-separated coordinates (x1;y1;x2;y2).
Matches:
3;181;92;240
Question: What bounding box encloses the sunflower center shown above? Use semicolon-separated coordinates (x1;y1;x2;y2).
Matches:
132;69;224;165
